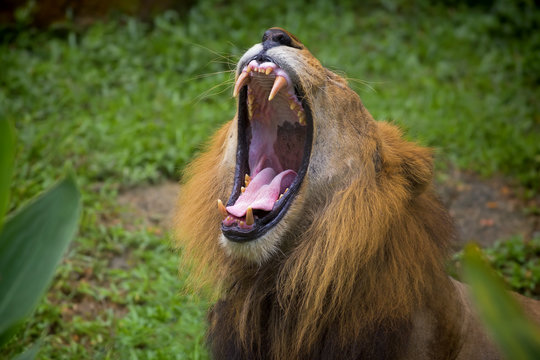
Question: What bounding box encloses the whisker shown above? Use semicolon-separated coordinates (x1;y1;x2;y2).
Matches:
191;79;235;104
210;58;237;67
180;43;238;105
189;42;234;64
326;66;382;93
186;70;235;82
345;78;382;93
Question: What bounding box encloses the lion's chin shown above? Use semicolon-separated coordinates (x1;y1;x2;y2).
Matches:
219;230;282;264
219;191;308;263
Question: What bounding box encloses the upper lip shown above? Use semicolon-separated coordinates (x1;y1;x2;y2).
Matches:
219;54;313;242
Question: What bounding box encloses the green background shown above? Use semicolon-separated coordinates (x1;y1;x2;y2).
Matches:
1;0;539;358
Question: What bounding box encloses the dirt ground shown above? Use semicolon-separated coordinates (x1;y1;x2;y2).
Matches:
118;181;179;230
118;169;540;250
436;167;539;249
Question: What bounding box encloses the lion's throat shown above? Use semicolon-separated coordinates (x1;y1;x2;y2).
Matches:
226;167;296;217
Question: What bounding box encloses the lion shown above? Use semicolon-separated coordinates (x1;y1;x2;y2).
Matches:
175;28;540;359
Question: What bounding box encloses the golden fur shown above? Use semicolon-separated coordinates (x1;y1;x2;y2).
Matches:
176;29;540;359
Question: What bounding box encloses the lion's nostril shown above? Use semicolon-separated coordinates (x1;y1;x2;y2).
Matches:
255;53;271;63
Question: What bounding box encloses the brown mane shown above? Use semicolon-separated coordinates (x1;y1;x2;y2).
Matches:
176;118;463;358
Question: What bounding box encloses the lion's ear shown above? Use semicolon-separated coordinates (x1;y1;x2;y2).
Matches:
377;123;433;195
399;143;433;195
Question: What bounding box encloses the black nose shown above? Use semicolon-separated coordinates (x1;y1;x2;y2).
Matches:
262;28;293;50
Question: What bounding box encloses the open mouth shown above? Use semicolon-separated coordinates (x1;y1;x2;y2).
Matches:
219;56;313;242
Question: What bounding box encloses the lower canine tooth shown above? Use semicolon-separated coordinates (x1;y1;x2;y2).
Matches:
217;199;228;218
246;207;254;226
299;112;306;125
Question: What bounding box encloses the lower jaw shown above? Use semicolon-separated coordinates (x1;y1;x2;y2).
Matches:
219;231;281;262
221;156;304;243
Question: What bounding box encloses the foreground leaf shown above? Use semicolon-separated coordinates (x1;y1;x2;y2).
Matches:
463;244;540;360
12;342;41;360
0;119;15;229
0;178;81;344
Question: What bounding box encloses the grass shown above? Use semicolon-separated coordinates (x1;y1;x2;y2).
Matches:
0;0;539;358
452;235;540;300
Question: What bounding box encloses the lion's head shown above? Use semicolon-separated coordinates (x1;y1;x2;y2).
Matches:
215;27;434;263
176;28;459;359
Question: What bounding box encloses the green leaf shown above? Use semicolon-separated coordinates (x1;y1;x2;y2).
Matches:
463;244;540;360
0;119;15;230
12;342;41;360
0;177;81;344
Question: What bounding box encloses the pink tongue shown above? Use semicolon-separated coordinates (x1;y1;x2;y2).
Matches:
226;167;297;217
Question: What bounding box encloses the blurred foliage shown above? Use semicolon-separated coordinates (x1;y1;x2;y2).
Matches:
0;122;81;359
453;236;540;299
0;178;81;349
462;244;540;360
12;343;41;360
0;0;539;358
0;120;15;229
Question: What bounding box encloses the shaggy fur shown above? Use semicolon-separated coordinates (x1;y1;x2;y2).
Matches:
176;28;540;360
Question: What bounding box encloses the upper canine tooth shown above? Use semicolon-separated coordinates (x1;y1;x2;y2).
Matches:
268;75;288;101
217;199;228;218
265;68;272;75
233;71;250;97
